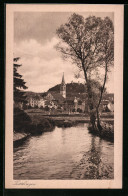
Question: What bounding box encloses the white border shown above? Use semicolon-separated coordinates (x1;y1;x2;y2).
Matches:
5;4;123;189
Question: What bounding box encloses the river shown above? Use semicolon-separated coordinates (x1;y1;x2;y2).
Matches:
13;123;114;180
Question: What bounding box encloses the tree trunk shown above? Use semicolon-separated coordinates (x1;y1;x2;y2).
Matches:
95;62;108;132
82;63;99;131
96;108;102;133
90;112;97;130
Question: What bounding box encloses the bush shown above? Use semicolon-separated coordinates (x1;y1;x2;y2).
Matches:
29;119;54;135
27;105;32;109
77;108;82;113
44;106;49;111
14;108;32;133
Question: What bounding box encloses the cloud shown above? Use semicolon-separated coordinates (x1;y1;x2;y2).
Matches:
14;12;114;45
14;12;72;44
14;36;114;93
14;37;79;92
14;37;59;61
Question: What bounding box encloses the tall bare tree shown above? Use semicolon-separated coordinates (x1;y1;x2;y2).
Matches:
56;13;114;131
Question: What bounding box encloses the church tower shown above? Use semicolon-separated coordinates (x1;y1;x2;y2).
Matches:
60;73;66;98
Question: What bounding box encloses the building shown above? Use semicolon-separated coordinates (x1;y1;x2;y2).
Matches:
74;97;78;111
38;98;45;108
43;92;64;110
23;73;114;114
27;95;45;108
60;73;66;98
101;93;114;112
108;99;114;112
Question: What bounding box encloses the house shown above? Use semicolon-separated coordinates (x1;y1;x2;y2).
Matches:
27;97;38;108
63;99;74;112
78;100;86;112
38;98;45;108
101;93;114;112
44;92;65;107
101;100;109;111
73;97;86;113
27;95;45;108
108;99;114;112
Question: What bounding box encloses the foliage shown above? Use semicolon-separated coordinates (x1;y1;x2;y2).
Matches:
48;82;86;94
72;108;75;112
14;57;28;104
77;108;82;113
44;106;49;111
14;107;31;133
56;13;114;130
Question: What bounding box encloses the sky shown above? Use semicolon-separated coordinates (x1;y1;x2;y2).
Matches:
14;12;114;93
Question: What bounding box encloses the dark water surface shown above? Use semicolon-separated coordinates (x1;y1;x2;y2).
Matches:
13;124;114;179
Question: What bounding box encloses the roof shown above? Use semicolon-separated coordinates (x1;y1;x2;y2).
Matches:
64;100;74;105
45;100;51;105
101;100;109;105
103;93;114;100
66;92;87;101
49;92;65;101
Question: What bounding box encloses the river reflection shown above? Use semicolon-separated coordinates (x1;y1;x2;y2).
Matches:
13;123;114;180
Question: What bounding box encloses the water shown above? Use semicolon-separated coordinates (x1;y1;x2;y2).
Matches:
13;123;114;180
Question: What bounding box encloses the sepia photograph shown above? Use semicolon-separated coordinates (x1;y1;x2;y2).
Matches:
5;4;123;189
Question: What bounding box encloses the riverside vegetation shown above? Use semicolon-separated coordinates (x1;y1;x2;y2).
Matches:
14;108;114;145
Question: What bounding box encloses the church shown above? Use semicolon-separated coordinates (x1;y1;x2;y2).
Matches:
42;73;86;113
60;73;66;98
59;73;86;113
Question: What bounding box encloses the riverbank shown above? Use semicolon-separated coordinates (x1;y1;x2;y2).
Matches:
13;132;31;148
14;108;55;138
27;112;114;140
14;108;114;145
88;122;114;142
26;111;114;124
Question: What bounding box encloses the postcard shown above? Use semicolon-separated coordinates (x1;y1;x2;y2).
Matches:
5;4;123;189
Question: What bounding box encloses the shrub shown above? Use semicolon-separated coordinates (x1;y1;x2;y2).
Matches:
44;106;49;111
77;108;82;113
72;108;75;112
14;108;32;133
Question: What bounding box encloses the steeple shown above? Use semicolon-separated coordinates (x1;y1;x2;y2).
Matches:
61;72;65;85
60;73;66;98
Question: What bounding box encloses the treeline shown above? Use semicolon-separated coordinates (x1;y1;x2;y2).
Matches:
48;82;86;94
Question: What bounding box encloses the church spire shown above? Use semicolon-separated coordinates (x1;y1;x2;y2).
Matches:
61;72;65;85
60;72;66;98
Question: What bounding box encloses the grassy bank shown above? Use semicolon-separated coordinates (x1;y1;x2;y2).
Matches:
14;108;114;145
26;111;114;124
88;122;114;142
13;132;31;148
25;108;114;118
14;108;55;137
26;111;114;142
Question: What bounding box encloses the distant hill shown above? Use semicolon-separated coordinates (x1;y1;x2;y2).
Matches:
24;83;87;100
24;83;113;101
24;91;43;98
48;82;86;94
